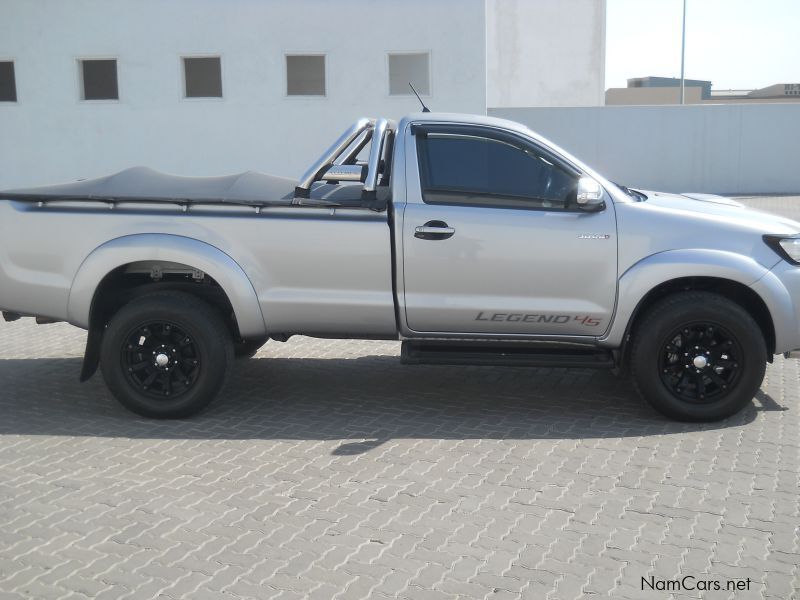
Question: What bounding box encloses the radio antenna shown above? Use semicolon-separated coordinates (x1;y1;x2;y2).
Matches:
409;83;430;112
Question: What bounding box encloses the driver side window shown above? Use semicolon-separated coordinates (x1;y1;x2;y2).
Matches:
417;129;578;210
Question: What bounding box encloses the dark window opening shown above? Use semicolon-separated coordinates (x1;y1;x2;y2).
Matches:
388;53;430;96
0;61;17;102
183;57;222;98
286;55;326;96
81;59;119;100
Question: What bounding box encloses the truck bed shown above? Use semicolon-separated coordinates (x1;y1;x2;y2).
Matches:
0;174;396;337
1;166;386;210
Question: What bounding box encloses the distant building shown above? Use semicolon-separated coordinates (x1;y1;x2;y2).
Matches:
606;77;800;105
722;83;800;101
631;76;712;98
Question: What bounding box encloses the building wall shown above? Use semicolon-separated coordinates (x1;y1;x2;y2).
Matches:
706;97;800;104
0;0;487;187
606;87;800;105
626;77;712;99
605;86;705;105
486;0;606;108
749;83;800;98
490;104;800;194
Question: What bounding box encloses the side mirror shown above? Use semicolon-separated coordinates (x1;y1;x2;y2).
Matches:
576;177;605;211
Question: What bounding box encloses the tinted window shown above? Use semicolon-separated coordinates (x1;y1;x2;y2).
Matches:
417;132;577;209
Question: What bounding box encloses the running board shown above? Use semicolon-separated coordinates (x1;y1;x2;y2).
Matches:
401;341;615;369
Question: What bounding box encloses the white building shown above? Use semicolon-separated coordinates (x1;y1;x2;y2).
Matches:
0;0;606;188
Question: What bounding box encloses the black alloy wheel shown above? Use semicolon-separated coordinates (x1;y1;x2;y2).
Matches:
630;291;766;421
658;322;742;404
121;321;202;399
100;292;233;418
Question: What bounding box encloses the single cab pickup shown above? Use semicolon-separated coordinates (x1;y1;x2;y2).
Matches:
2;112;800;421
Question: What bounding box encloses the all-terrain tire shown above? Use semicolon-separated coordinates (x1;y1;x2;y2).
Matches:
100;292;233;418
630;291;766;421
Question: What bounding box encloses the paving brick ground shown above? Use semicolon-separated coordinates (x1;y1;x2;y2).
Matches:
1;197;799;600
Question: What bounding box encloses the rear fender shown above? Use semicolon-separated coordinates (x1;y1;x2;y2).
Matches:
69;233;266;339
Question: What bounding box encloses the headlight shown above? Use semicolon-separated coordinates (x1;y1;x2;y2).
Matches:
764;235;800;265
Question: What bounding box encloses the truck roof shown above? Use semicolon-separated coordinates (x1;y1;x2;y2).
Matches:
398;111;563;154
399;111;531;136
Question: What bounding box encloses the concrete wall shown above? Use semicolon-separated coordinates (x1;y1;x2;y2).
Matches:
489;104;800;194
486;0;606;108
0;0;487;188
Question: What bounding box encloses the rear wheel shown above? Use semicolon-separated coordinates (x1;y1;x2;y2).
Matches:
100;292;233;418
630;291;766;421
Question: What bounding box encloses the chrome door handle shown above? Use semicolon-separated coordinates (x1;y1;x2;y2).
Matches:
414;220;455;240
415;226;455;235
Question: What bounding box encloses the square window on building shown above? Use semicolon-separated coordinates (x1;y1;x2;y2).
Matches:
286;55;326;96
80;59;119;100
0;61;17;102
183;57;222;98
388;52;430;96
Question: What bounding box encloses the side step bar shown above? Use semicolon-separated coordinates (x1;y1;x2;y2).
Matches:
401;341;615;369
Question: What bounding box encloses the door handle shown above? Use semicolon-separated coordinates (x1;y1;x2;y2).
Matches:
414;220;455;240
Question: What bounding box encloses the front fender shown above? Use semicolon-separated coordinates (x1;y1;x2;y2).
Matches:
67;234;267;338
751;265;800;353
600;249;779;348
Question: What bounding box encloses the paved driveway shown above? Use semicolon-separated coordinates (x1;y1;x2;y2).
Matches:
1;197;799;600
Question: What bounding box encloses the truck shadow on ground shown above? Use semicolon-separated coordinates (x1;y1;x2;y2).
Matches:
0;356;786;454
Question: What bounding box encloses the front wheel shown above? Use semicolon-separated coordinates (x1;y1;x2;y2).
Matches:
630;291;767;422
100;292;233;418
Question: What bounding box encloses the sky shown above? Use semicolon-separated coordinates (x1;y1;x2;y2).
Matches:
605;0;800;90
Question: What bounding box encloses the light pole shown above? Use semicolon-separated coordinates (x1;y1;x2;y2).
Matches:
680;0;687;104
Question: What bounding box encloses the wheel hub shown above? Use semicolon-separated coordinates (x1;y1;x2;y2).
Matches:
122;322;200;399
659;323;741;403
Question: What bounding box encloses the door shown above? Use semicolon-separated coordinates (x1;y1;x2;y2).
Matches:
401;124;618;337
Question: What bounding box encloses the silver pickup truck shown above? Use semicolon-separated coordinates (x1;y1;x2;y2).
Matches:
2;112;799;422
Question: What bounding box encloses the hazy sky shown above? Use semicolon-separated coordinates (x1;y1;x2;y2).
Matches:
606;0;800;90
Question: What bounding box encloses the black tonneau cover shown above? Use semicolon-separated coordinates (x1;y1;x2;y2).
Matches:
0;166;298;207
0;166;388;210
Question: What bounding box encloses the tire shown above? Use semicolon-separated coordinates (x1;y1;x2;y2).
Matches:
100;292;234;419
630;291;766;422
234;338;268;359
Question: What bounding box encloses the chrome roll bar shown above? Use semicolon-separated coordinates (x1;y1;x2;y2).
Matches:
334;128;372;166
294;117;394;201
318;164;366;182
362;118;388;197
295;118;373;198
